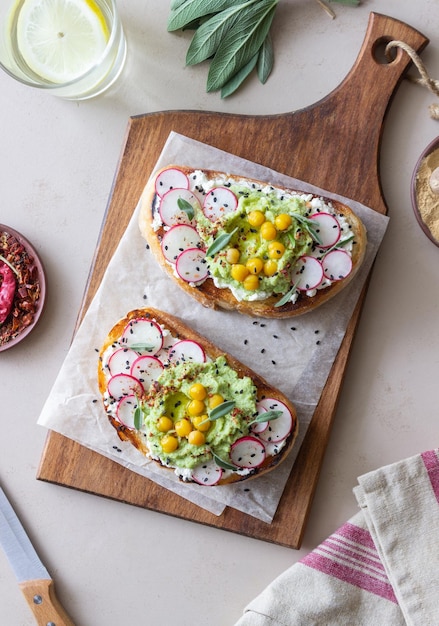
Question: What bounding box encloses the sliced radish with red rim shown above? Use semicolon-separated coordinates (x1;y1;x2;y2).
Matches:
168;340;206;364
230;436;266;469
107;374;144;400
116;395;139;429
175;248;208;284
155;168;189;197
121;318;163;355
191;460;223;486
256;398;293;443
130;355;164;388
292;256;324;291
322;249;352;281
203;187;238;221
159;188;201;227
107;348;139;376
309;212;341;248
161;224;202;263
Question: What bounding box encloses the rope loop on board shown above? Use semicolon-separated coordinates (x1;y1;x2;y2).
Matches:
386;40;439;120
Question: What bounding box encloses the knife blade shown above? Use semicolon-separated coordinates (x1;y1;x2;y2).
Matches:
0;486;75;626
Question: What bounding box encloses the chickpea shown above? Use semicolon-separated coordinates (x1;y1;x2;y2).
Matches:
260;221;277;241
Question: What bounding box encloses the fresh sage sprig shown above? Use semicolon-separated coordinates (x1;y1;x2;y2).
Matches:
168;0;278;97
128;343;156;352
290;213;323;246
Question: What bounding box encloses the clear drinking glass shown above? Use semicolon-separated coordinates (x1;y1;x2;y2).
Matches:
0;0;127;100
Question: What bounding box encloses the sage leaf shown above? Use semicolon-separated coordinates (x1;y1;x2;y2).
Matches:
220;50;259;98
257;31;274;84
128;343;156;352
210;400;236;420
170;0;188;10
331;0;360;5
134;405;143;430
274;279;300;308
177;197;195;220
186;5;242;66
205;227;238;257
212;452;238;470
249;409;282;425
207;0;278;92
168;0;242;32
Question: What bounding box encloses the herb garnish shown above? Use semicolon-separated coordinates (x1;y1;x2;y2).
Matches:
167;0;360;97
274;278;301;308
177;197;195;221
206;227;238;257
212;452;238;470
134;401;143;430
248;409;282;426
128;343;156;352
290;213;323;246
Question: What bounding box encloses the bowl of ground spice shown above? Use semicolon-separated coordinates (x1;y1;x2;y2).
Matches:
411;136;439;247
0;225;46;351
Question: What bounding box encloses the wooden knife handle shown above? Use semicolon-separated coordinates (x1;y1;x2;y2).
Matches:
19;579;75;626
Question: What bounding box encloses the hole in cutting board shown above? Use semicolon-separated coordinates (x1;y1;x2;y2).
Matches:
372;37;398;64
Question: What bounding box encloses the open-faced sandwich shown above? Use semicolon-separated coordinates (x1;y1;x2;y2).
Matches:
139;166;367;318
98;308;298;486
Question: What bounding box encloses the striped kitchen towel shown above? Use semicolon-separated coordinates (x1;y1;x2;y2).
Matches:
234;449;439;626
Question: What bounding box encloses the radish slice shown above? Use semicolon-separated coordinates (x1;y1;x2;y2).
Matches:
159;188;201;227
116;395;139;429
130;355;164;388
309;212;341;248
257;398;293;443
121;318;163;355
161;224;202;263
168;340;206;364
155;168;189;197
322;249;353;281
107;374;144;399
230;436;266;469
191;460;223;486
175;248;208;284
107;348;139;376
203;187;238;221
292;256;324;291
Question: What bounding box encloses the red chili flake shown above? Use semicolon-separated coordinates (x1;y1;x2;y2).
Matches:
0;229;41;346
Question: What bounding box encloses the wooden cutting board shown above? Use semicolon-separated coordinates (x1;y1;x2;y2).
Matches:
37;13;428;549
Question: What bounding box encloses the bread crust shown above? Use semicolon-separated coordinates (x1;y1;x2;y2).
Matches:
98;307;299;486
139;166;367;319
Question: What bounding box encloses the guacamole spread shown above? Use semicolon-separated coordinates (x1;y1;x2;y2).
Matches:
140;356;258;469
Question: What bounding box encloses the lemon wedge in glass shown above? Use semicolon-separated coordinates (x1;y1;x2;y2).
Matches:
16;0;110;84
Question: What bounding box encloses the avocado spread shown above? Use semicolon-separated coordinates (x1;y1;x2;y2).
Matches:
193;185;314;301
140;356;258;469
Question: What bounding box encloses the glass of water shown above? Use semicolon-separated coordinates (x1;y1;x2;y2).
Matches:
0;0;127;100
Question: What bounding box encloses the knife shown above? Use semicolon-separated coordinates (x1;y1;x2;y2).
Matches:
0;486;75;625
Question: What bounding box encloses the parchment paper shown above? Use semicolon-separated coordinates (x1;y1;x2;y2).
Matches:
38;133;389;522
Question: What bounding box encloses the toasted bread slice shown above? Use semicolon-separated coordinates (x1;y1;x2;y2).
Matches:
139;166;367;319
98;308;298;486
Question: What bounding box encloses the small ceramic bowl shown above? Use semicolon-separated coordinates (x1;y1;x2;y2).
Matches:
411;136;439;248
0;225;46;352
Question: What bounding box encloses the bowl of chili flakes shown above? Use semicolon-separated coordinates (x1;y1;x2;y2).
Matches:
0;224;46;351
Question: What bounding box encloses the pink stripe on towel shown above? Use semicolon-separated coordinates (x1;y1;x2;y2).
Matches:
301;522;397;603
421;449;439;504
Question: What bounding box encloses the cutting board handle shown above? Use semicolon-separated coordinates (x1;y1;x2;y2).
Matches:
293;12;429;212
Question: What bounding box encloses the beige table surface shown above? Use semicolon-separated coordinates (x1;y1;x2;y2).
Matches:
1;1;439;624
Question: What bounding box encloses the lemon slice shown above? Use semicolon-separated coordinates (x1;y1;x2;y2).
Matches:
16;0;110;83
